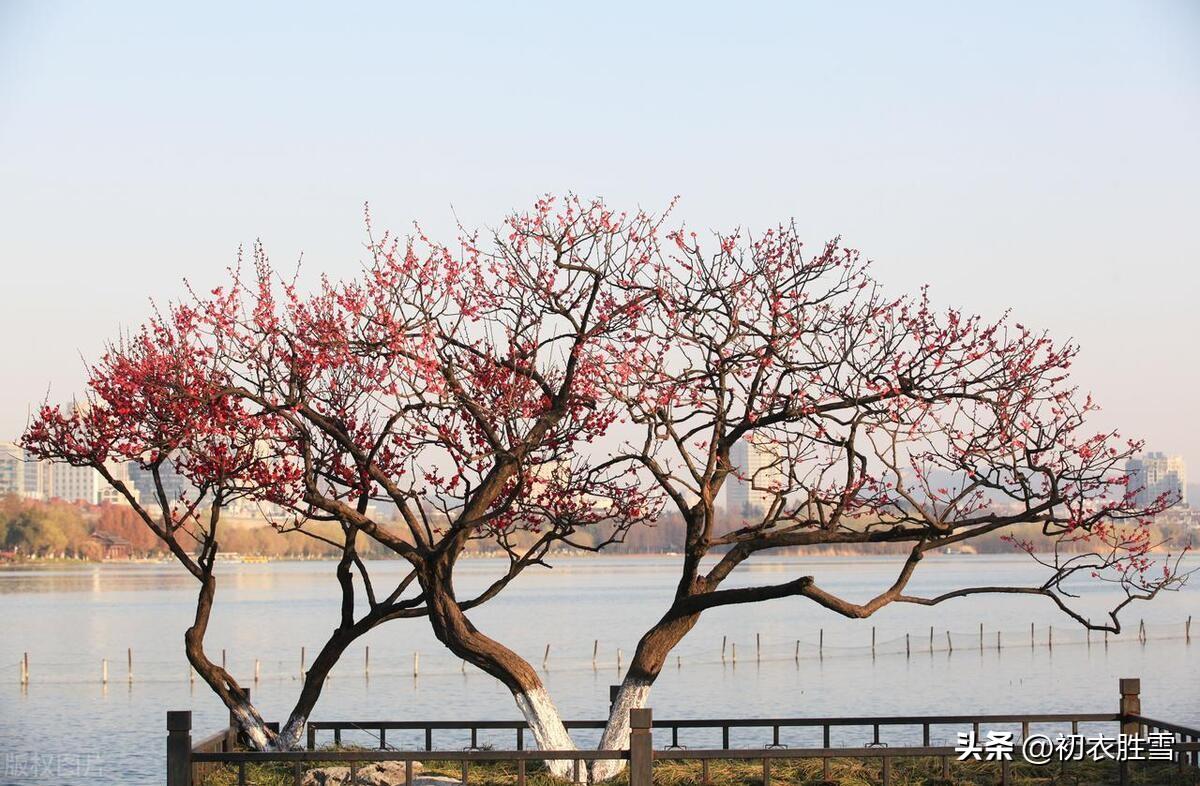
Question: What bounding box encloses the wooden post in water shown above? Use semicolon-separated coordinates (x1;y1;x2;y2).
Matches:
1187;616;1192;643
871;627;876;658
731;643;736;664
676;655;681;669
1139;619;1146;644
617;648;623;671
819;629;824;659
412;651;419;677
756;633;761;663
365;646;370;678
543;644;550;670
979;623;983;653
997;631;1001;652
1030;623;1035;649
906;633;910;658
21;652;28;685
929;626;933;653
254;659;260;683
592;640;599;669
794;640;800;663
1049;626;1053;651
221;648;226;670
721;635;727;663
946;630;953;654
102;658;108;685
128;647;133;684
301;647;306;678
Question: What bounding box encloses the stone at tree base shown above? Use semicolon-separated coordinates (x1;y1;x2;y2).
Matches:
300;760;450;786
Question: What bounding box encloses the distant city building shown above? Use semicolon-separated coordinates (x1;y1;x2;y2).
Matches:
1126;452;1187;508
1;440;142;505
726;438;785;520
223;497;288;520
96;461;140;506
0;441;47;499
45;462;104;504
127;460;191;506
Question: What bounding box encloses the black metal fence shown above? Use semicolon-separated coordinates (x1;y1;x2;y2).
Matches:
168;678;1200;786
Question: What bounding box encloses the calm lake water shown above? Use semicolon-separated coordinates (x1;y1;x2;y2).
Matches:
1;554;1197;785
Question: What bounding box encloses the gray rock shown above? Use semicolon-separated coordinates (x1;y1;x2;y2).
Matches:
301;760;438;786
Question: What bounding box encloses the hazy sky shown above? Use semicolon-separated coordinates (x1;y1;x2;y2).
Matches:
1;2;1198;466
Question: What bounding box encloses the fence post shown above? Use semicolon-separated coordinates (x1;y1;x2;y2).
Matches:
1119;678;1140;734
629;707;653;786
167;710;192;786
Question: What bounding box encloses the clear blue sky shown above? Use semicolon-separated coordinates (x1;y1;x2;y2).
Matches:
2;1;1198;466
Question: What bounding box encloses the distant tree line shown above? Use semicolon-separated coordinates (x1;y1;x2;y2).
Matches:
0;496;379;560
2;495;1190;561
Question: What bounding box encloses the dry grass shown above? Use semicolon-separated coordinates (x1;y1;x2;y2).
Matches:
198;751;1199;786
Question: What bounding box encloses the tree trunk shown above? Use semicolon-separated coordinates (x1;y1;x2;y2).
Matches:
423;572;580;779
185;573;278;750
592;610;700;781
276;628;357;749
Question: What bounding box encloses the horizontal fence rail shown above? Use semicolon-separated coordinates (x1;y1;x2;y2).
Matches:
169;679;1200;786
1130;715;1200;770
307;712;1125;751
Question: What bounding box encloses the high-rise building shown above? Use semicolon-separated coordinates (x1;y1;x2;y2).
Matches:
96;461;140;506
0;441;48;499
46;462;104;504
2;440;143;505
127;460;191;506
1125;452;1187;508
726;438;785;520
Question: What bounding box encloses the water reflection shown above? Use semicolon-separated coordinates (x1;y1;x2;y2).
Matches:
1;555;1197;786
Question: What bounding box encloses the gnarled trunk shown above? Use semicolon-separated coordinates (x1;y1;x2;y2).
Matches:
592;610;700;781
276;627;357;749
423;571;581;779
185;575;277;750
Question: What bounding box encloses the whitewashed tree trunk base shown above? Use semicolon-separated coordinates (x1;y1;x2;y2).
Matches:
229;701;274;751
514;687;582;781
277;717;306;751
591;679;652;781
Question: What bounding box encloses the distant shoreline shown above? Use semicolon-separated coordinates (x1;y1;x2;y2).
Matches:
2;547;1194;569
